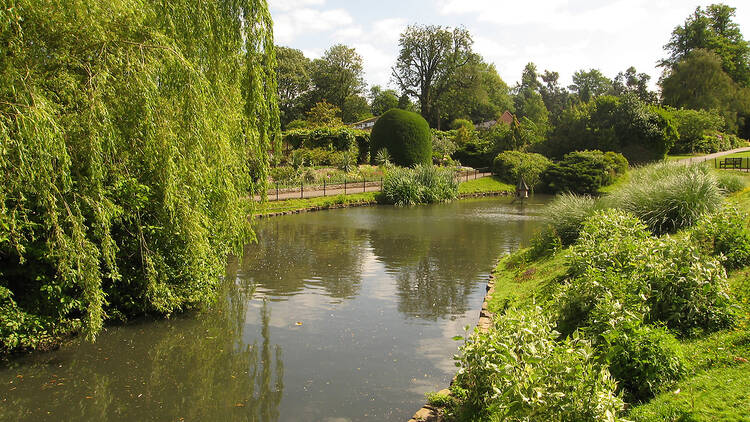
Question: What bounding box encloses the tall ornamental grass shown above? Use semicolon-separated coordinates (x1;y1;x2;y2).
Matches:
381;165;458;206
607;163;722;235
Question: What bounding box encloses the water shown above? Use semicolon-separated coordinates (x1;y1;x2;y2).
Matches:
0;197;550;421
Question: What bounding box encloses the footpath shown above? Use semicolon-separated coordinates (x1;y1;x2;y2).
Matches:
677;146;750;164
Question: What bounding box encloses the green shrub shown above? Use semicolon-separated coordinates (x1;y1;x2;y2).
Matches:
694;130;746;153
283;127;367;162
715;171;747;194
381;165;458;206
603;322;686;403
492;151;552;192
691;206;750;270
431;129;458;163
453;308;625;420
543;150;628;194
542;193;602;246
607;162;722;235
370;109;432;167
670;109;725;154
269;166;299;184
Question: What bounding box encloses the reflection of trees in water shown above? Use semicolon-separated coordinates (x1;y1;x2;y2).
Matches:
239;219;368;300
0;279;284;422
369;214;532;321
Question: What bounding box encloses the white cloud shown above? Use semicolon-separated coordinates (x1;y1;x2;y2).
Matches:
273;8;354;45
269;0;326;12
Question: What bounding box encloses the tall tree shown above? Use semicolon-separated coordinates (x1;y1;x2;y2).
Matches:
662;4;750;86
392;25;473;128
276;46;311;126
437;54;513;125
612;66;657;103
569;69;612;103
341;95;372;123
539;70;570;125
514;63;549;139
370;86;400;116
309;44;366;111
660;49;740;132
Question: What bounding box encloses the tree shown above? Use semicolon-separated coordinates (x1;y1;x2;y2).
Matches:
613;67;657;103
514;63;549;141
305;101;343;127
540;70;571;126
0;0;278;348
392;25;473;128
437;55;513;126
660;49;739;132
569;69;612;103
341;95;372;123
662;4;750;86
370;86;400;116
309;44;366;111
276;46;312;127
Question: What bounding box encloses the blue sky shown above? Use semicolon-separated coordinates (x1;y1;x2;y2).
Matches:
269;0;750;91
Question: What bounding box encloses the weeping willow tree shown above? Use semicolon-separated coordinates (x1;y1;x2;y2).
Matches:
0;0;279;353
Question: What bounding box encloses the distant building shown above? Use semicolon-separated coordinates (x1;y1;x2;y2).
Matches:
476;111;514;130
349;116;379;131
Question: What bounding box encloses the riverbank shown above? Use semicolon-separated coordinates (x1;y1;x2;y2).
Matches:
435;166;750;421
253;176;514;218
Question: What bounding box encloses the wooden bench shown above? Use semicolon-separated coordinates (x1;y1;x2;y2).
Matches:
719;157;743;169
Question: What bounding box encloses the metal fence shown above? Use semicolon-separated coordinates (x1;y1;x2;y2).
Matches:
266;167;493;201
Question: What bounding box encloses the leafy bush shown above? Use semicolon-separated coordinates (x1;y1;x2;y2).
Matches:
603;322;685;403
691;205;750;270
543;150;628;194
670;109;725;153
607;162;722;235
283;127;368;160
541;193;602;246
374;148;393;167
453;308;625;420
492;151;552;192
269;166;299;184
370;109;432;167
694;130;745;153
381;165;458;206
431;129;458;163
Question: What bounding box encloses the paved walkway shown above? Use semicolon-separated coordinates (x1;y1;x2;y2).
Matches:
677;146;750;164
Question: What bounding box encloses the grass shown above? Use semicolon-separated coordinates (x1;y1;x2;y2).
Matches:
458;176;514;195
254;192;379;215
487;251;568;314
666;153;707;162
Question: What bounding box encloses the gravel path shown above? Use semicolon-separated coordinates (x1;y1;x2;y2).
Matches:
677;146;750;164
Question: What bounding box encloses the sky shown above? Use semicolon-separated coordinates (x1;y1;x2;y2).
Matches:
269;0;750;92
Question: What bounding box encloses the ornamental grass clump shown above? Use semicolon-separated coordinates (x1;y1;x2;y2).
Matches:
691;205;750;270
607;162;722;235
715;171;747;194
541;193;602;246
381;165;458;206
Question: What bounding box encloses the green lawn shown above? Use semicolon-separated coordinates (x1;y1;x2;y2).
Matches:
666;153;707;162
254;192;379;216
458;176;514;195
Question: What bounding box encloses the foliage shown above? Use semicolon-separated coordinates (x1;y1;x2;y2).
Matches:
660;49;748;135
569;68;612;103
612;66;657;103
603;322;686;403
452;307;625;420
369;86;399;116
607;162;722;235
670;109;726;153
542;193;601;246
691;205;750;270
0;0;278;350
695;130;745;153
374;149;393;168
308;44;366;111
430;130;459;163
370;109;432;167
662;4;750;87
282;127;367;158
543;95;678;163
381;165;458;206
492;151;551;191
543;150;628;194
392;25;473;126
276;46;312;126
304;100;344;128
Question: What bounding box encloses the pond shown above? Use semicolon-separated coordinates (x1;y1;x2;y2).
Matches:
0;196;550;421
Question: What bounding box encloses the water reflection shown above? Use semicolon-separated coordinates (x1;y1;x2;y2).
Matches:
0;274;284;422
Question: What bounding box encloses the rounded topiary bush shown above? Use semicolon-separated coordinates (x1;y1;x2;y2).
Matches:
370;109;432;167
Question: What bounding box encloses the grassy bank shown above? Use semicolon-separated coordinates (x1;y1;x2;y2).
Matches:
444;163;750;421
458;176;514;195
